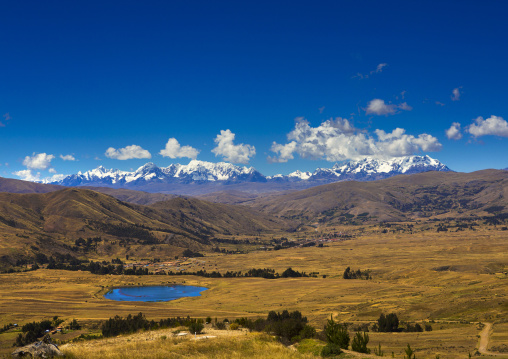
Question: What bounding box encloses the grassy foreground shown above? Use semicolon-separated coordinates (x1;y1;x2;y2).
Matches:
61;331;316;359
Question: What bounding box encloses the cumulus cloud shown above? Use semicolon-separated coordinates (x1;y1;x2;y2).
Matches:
211;129;256;164
1;113;11;127
467;115;508;138
446;122;463;140
451;88;461;101
60;154;76;161
22;153;55;170
48;168;57;174
13;169;41;182
105;145;152;160
365;99;412;116
159;138;200;159
268;118;442;163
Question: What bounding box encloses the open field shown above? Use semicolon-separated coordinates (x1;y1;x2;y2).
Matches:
1;226;508;357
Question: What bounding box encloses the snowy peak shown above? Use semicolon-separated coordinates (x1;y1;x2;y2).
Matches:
271;155;450;182
50;155;451;188
52;160;266;186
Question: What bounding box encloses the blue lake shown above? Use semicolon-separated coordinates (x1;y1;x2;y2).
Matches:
104;285;208;302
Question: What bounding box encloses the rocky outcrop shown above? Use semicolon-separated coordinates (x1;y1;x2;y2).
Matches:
12;336;63;358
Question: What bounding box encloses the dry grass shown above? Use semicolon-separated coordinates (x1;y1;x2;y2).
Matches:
1;226;508;357
61;331;315;359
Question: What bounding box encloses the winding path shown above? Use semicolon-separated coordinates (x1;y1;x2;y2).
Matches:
478;322;508;357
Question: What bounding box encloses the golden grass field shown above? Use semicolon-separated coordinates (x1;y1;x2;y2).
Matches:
1;225;507;358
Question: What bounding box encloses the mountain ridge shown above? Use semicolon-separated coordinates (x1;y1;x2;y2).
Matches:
41;155;451;194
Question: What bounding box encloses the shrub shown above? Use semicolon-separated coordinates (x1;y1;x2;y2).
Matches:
404;344;416;359
299;324;316;339
229;322;239;330
351;332;370;353
215;322;226;330
321;343;343;357
188;321;204;334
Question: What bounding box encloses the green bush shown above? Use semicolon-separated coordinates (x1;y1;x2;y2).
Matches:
188;321;204;334
321;343;343;357
351;332;370;353
215;322;226;330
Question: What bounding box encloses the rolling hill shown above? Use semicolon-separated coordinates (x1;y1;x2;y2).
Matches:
0;188;290;269
247;169;508;224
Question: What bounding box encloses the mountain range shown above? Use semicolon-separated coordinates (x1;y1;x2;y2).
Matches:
1;167;508;269
45;155;451;195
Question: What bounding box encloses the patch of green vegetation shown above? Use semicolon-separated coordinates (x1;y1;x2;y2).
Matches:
297;338;325;356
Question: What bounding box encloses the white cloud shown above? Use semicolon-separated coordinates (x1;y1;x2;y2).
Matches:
451;88;461;101
354;63;388;79
159;138;200;159
211;129;256;164
398;102;413;111
365;99;412;116
22;153;55;170
48;168;57;174
467;115;508;138
105;145;152;160
60;154;76;161
269;118;442;162
374;63;388;73
13;169;41;182
446;122;463;140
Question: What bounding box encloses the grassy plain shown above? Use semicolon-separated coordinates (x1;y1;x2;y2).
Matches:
1;226;508;358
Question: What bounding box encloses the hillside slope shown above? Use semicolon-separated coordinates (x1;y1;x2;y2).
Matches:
249;170;508;224
0;188;289;268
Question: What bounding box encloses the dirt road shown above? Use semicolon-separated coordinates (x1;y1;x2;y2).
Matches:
478;322;508;357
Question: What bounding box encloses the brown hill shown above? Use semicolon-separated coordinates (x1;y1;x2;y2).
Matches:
0;188;289;269
248;170;508;224
84;186;177;205
149;196;290;236
0;176;63;193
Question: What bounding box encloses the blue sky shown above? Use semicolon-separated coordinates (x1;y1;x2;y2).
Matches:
1;1;507;180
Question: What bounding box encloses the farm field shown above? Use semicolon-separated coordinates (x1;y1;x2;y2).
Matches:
1;226;508;358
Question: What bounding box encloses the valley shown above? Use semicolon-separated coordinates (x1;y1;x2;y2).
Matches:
1;170;508;358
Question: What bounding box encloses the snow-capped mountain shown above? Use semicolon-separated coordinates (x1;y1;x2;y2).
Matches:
268;155;450;182
51;160;265;187
48;156;450;189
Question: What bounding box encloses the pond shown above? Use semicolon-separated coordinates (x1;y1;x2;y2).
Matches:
104;285;208;302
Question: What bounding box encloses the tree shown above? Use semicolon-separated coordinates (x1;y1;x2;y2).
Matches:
377;313;399;332
351;331;370;353
324;315;349;349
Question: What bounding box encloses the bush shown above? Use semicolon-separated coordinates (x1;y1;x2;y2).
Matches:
229;322;239;330
351;332;370;353
299;324;316;339
188;321;204;334
214;322;226;330
321;343;343;357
